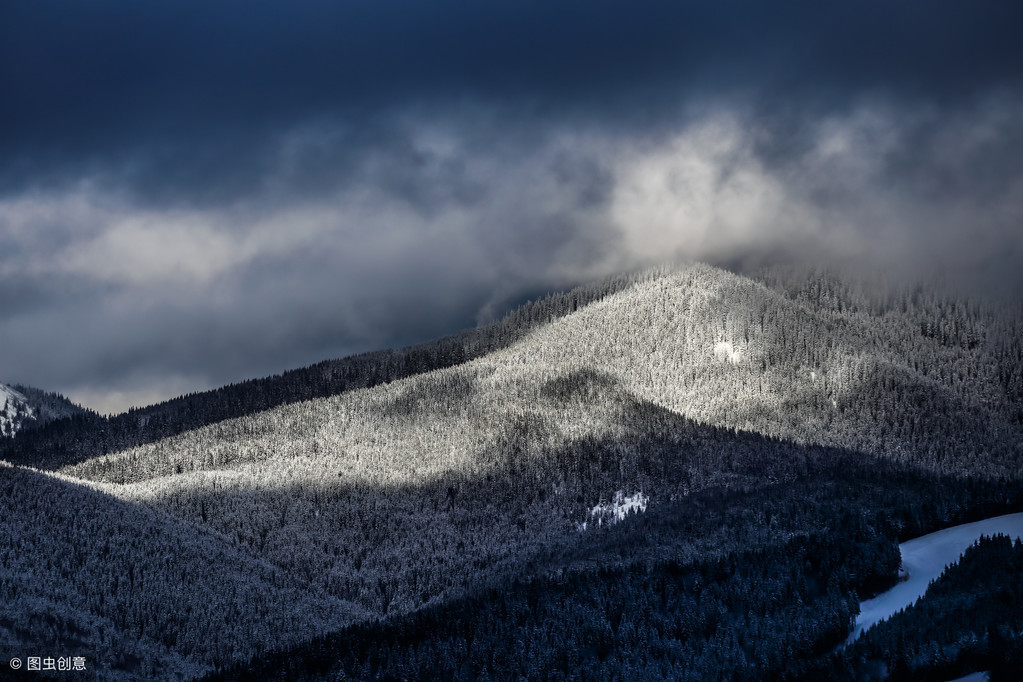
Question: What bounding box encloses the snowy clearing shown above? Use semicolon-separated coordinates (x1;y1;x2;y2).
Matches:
579;491;649;530
712;341;742;365
848;512;1023;643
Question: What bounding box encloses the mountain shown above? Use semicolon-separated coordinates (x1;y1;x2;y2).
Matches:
0;383;86;438
3;263;1022;680
0;269;648;470
59;263;1023;485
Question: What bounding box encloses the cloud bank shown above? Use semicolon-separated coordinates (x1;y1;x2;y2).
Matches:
2;2;1021;412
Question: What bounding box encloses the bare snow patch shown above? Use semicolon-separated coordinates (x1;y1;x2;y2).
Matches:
848;512;1023;643
713;341;742;365
945;673;989;682
579;491;649;530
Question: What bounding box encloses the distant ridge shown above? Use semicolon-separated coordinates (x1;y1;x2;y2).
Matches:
0;382;86;438
0;384;32;438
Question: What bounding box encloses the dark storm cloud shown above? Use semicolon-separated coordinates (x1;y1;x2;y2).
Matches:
2;1;1022;412
4;0;1022;202
0;133;623;411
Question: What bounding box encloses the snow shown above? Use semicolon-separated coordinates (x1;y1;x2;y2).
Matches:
712;341;742;365
944;673;989;682
0;383;28;407
585;491;649;529
1;383;35;438
848;513;1023;643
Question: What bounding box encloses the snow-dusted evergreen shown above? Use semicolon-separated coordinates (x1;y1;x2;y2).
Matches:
585;490;648;529
0;462;362;679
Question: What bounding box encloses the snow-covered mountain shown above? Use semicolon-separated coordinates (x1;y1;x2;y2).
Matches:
0;382;86;438
3;264;1022;679
0;384;36;437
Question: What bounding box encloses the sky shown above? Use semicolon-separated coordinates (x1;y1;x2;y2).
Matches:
2;0;1022;414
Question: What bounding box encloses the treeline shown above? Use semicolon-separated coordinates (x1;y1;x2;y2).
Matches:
7;262;1020;480
0;268;660;470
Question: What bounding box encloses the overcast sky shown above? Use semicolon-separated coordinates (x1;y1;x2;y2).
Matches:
2;1;1022;414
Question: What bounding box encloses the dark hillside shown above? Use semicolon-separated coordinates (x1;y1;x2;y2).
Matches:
200;446;1021;682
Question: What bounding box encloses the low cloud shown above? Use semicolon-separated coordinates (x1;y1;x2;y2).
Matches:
3;93;1022;412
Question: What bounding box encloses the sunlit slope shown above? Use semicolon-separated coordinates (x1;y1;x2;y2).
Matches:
0;462;364;678
65;263;1022;487
499;264;1020;474
1;268;649;471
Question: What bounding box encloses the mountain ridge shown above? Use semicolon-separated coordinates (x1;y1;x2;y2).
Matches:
53;263;1023;484
0;384;32;438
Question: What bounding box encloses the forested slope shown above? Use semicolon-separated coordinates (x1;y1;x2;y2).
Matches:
0;462;365;680
63;263;1023;487
3;263;1021;679
204;456;1021;682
